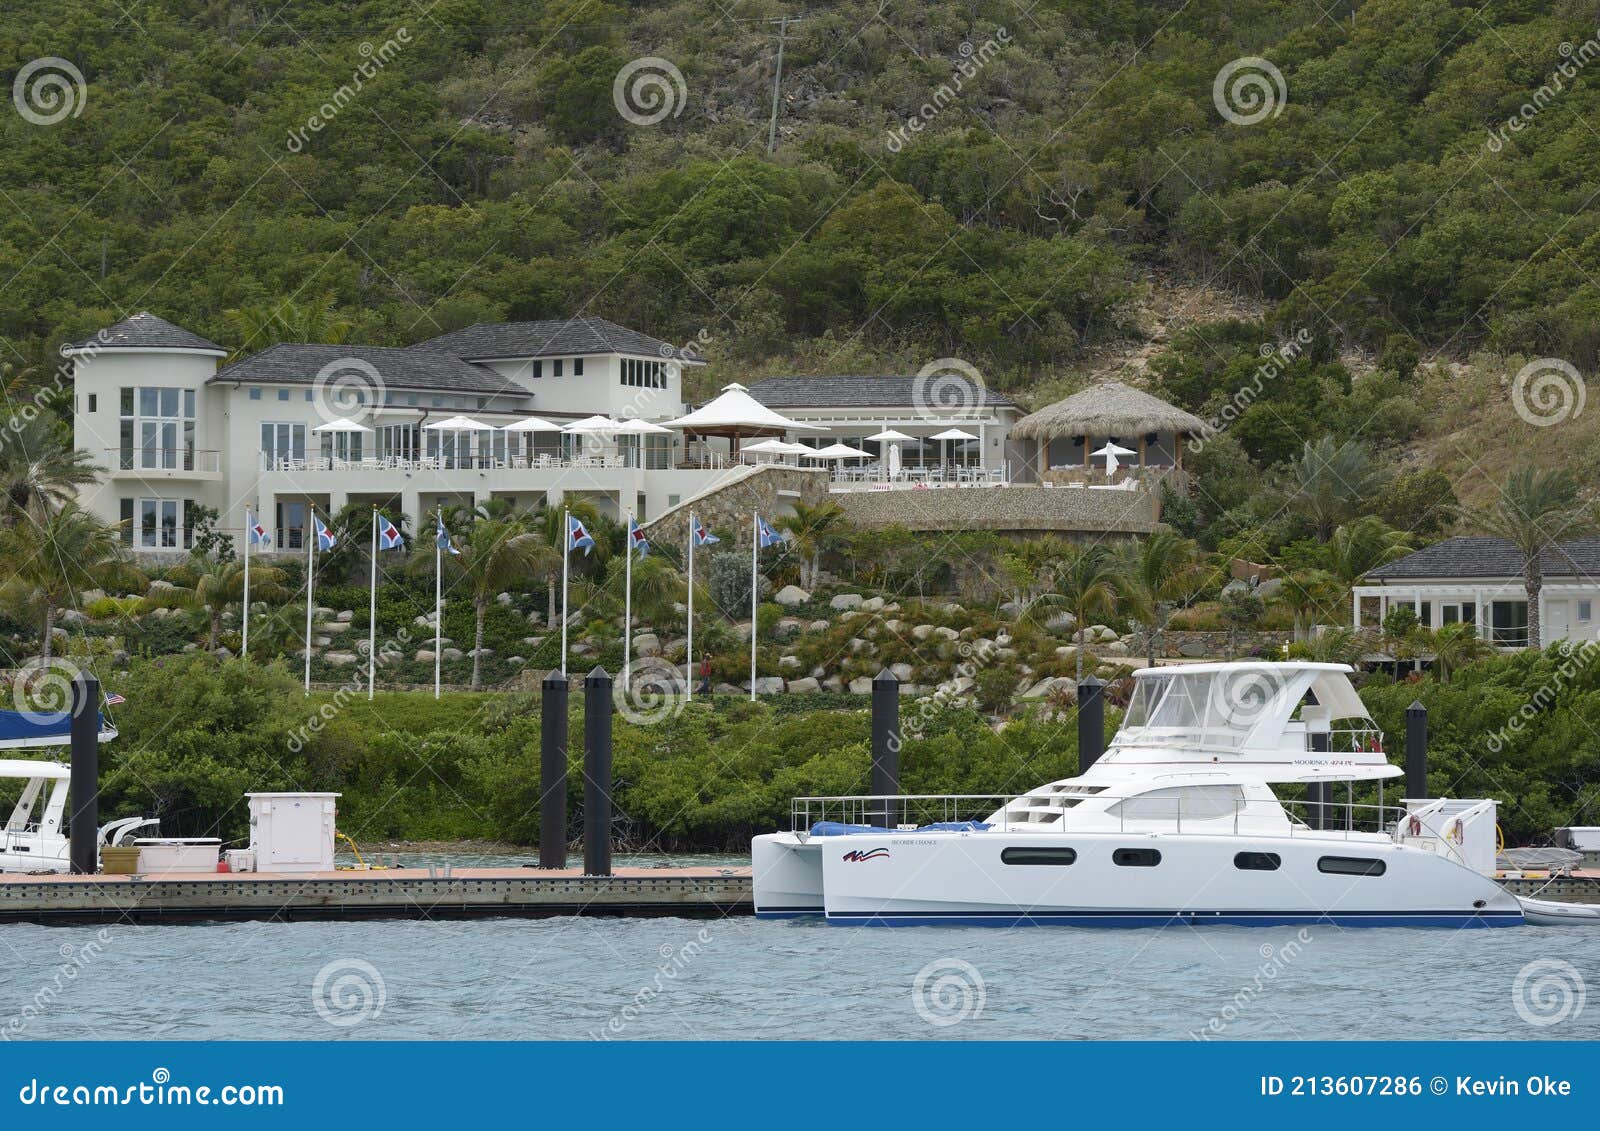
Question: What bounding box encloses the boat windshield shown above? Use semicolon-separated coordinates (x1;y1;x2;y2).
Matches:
1115;668;1298;750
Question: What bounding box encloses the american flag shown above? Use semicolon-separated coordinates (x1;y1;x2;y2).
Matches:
104;692;126;706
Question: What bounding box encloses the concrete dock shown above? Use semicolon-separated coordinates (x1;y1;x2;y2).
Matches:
0;866;754;924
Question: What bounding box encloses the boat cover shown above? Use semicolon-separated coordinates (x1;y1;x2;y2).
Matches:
0;709;113;748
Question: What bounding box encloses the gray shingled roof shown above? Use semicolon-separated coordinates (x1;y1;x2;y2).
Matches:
67;312;224;354
1366;537;1600;581
414;316;701;363
747;374;1018;410
211;344;517;395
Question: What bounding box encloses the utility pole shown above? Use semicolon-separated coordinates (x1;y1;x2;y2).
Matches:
767;15;800;153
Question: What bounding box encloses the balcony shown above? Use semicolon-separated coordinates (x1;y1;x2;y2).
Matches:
105;449;222;480
257;453;686;474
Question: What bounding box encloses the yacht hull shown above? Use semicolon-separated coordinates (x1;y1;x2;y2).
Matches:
814;832;1524;928
752;833;824;918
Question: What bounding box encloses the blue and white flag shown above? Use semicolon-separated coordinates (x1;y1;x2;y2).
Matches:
691;513;719;547
314;516;337;551
757;515;783;549
246;510;270;546
628;516;650;557
435;513;460;555
378;516;405;550
567;513;596;556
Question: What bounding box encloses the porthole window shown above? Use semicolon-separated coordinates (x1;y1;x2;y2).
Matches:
1112;848;1161;867
1317;855;1386;876
1234;852;1281;871
1001;847;1077;866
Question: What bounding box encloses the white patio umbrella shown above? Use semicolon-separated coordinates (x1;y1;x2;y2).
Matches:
424;415;495;468
740;438;811;464
929;426;978;472
865;428;914;480
804;442;872;460
561;415;623;433
1093;440;1137;480
612;418;673;467
311;417;374;433
501;415;562;432
866;427;915;442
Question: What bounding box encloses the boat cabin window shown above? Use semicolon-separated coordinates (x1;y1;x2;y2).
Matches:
1109;784;1245;821
1001;847;1077;866
1234;851;1281;871
1112;848;1161;867
1317;855;1386;877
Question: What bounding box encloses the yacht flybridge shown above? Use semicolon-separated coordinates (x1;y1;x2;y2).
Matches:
753;662;1523;927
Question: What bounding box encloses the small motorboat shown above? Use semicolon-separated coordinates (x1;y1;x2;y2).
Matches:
1518;897;1600;926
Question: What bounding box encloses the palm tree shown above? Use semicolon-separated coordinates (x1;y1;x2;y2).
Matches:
1320;516;1414;587
223;294;353;357
1290;436;1385;540
0;413;100;520
1427;620;1492;682
603;551;685;626
444;510;559;689
1117;529;1202;666
1470;467;1595;649
534;500;607;625
774;500;843;590
1030;544;1126;679
145;551;289;651
0;504;142;662
1276;568;1341;643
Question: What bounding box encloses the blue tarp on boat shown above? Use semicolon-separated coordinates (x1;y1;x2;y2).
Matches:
0;709;113;749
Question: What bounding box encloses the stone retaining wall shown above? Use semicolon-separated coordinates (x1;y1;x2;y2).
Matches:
639;464;830;544
834;484;1159;535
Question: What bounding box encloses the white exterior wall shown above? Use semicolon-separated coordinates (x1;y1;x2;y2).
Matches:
475;353;682;422
1351;578;1600;648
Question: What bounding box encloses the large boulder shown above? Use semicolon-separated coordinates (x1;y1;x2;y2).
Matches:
415;649;436;663
774;585;811;607
807;619;830;633
889;662;914;682
1022;676;1075;700
749;676;786;695
787;676;821;693
933;626;960;642
829;593;864;611
911;624;937;641
779;655;802;670
860;596;885;613
335;609;354;622
713;682;744;695
441;647;465;661
822;676;846;693
324;651;359;665
633;632;662;657
847;676;874;695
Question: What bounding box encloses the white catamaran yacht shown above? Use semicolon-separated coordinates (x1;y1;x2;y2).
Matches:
753;662;1523;927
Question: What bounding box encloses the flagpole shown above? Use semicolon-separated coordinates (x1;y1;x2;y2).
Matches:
623;511;633;692
685;512;694;703
560;507;570;678
368;507;378;701
434;506;442;700
241;509;251;662
304;510;315;695
750;511;758;701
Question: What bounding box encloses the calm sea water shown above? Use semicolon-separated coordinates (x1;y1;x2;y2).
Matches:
4;908;1597;1041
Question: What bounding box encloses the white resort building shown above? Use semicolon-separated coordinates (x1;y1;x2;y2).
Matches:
1352;537;1600;649
66;312;1028;555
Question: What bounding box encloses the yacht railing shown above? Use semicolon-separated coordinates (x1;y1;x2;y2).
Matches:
789;794;1410;840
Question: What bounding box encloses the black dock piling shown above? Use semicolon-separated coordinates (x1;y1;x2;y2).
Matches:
870;669;901;827
1077;676;1105;774
1307;730;1331;829
540;669;569;870
1405;700;1428;799
582;666;613;877
68;672;100;875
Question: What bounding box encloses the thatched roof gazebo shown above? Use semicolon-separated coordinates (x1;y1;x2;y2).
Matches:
1011;381;1214;480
